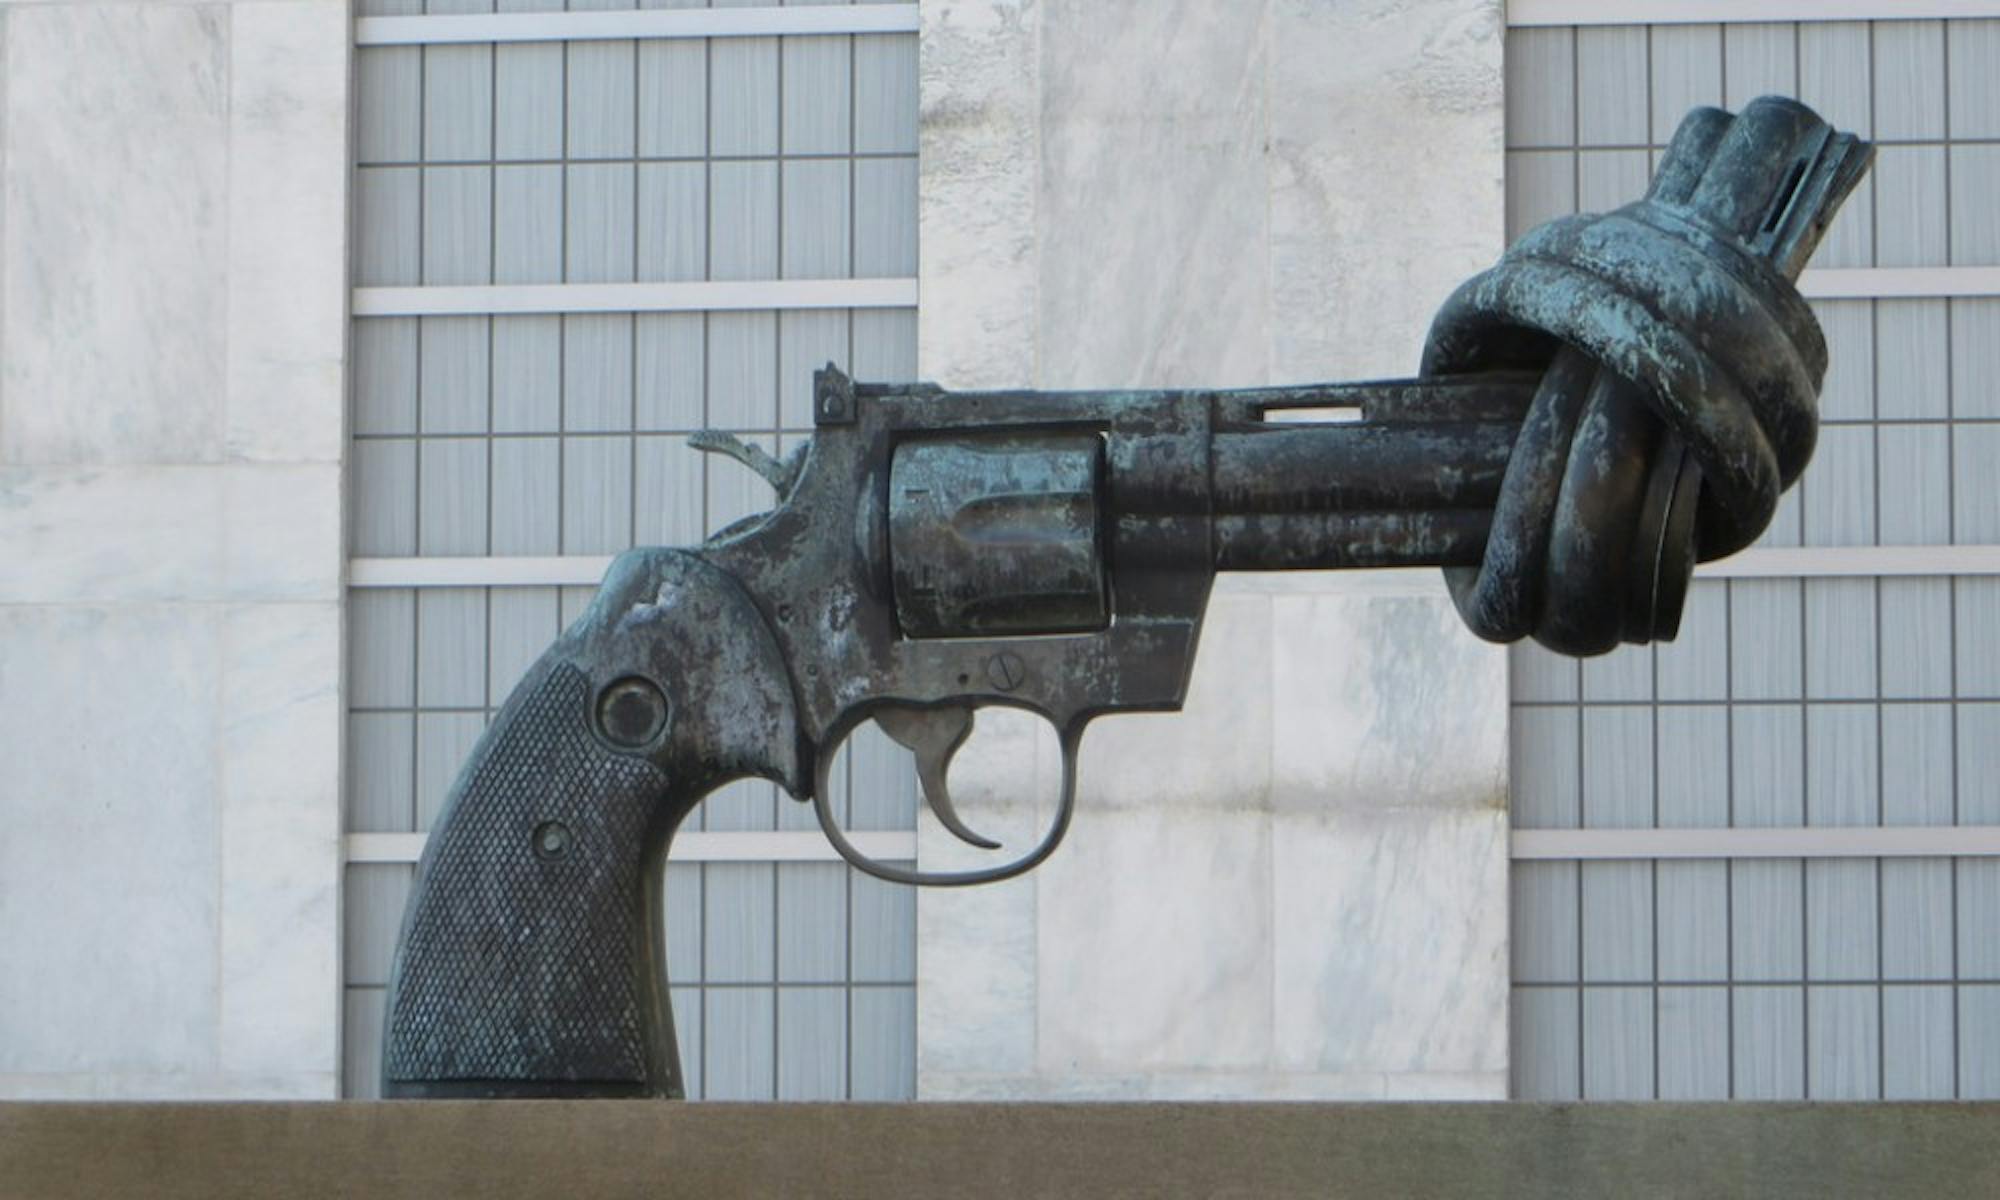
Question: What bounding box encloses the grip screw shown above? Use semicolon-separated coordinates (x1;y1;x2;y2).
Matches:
532;821;573;860
597;676;670;748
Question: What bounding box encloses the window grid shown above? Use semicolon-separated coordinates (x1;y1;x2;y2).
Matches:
344;15;920;1101
1507;18;2000;1101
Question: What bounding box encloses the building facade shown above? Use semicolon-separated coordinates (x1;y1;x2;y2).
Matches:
0;0;1993;1103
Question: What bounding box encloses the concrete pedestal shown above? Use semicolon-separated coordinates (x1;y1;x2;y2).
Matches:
3;1101;1995;1199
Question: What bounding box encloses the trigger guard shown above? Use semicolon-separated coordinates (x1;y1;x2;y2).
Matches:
810;723;1083;887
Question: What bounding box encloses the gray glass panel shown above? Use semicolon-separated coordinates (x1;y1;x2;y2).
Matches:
495;43;563;160
567;40;637;160
1582;707;1652;828
1949;20;2000;139
1807;985;1880;1100
416;589;487;708
1798;23;1871;139
1575;28;1646;146
777;987;848;1100
349;713;415;833
349;590;416;709
494;165;563;284
1731;860;1804;981
1506;28;1572;148
702;986;776;1100
1582;863;1652;983
703;862;776;984
1875;21;1946;140
1511;987;1580;1101
1511;861;1579;984
1648;25;1722;144
1882;859;1955;981
777;862;847;983
1722;22;1795;108
1512;707;1580;830
354;319;419;436
352;439;418;557
851;869;916;984
1582;986;1654;1100
1732;985;1805;1100
850;986;916;1100
415;712;483;831
710;38;778;156
1960;986;2000;1099
853;34;917;154
783;36;851;155
1657;862;1728;982
1656;986;1729;1099
1806;860;1877;981
639;41;706;158
344;864;414;988
1883;985;1955;1099
1805;704;1878;827
424;45;493;161
358;48;421;164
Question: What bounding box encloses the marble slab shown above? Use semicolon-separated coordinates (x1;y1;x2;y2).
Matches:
0;464;341;606
0;605;224;1077
917;0;1509;1101
0;2;348;1101
226;1;350;465
2;5;229;465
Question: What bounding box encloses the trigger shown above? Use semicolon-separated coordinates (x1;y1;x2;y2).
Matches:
873;705;1001;851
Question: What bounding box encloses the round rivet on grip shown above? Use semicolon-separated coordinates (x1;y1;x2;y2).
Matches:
532;820;573;860
596;676;669;748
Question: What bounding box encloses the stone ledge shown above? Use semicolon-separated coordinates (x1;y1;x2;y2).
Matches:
2;1101;1996;1198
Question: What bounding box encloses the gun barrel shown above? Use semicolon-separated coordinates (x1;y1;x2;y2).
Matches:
1209;419;1520;516
1211;509;1494;571
1200;373;1532;571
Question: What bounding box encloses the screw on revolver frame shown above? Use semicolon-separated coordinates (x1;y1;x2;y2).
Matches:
596;676;669;748
985;652;1026;692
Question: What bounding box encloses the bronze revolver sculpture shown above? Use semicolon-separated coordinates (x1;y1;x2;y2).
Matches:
384;98;1872;1098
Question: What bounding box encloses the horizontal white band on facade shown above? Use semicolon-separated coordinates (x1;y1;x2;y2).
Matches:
350;555;615;588
345;270;1991;321
347;544;2000;590
344;829;916;865
1695;544;2000;579
355;4;918;47
1508;0;2000;26
1799;267;2000;301
351;278;918;318
1513;825;2000;860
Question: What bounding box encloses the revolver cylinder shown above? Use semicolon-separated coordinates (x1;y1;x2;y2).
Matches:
889;433;1109;639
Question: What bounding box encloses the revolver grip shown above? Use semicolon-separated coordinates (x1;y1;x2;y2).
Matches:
382;548;801;1098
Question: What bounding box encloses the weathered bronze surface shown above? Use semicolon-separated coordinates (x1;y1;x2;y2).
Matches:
383;98;1871;1098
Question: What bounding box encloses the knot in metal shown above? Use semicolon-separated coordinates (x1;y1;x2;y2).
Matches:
1417;97;1871;655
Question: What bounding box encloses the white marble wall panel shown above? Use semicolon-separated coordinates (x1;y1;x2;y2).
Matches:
917;0;1039;390
0;2;347;1100
917;0;1507;1101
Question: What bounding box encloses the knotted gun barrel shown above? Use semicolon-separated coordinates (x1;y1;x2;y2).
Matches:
382;97;1870;1099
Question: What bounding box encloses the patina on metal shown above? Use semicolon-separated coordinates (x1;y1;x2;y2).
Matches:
382;98;1872;1099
